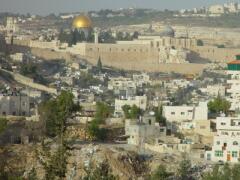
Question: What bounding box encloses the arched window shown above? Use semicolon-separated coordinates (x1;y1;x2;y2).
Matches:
233;141;238;145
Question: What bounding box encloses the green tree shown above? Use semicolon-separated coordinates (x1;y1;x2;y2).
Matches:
203;164;232;180
122;105;131;119
28;168;38;180
82;160;118;180
69;29;85;46
217;44;225;48
41;143;68;179
116;32;124;41
197;39;204;46
79;31;86;42
87;120;107;141
232;163;240;180
97;56;102;73
150;165;170;180
132;31;139;39
39;91;77;137
99;31;115;43
20;63;37;76
76;72;102;88
0;117;7;134
154;106;166;126
130;105;142;119
177;158;191;180
122;105;142;119
58;28;70;43
94;102;112;124
208;95;231;114
38;91;78;179
203;163;240;180
86;102;111;141
203;165;221;180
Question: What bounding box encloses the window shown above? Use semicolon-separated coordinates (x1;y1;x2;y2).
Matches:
207;153;211;160
232;151;238;158
216;141;220;145
215;150;223;157
221;122;226;126
231;122;236;126
233;141;238;146
171;112;175;115
148;119;151;125
181;112;185;115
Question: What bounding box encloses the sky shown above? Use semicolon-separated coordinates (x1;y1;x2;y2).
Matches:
0;0;232;15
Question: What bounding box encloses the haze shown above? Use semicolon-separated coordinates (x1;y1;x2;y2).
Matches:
0;0;229;15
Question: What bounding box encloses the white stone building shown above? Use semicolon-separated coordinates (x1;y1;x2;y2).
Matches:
224;2;238;13
200;84;226;97
208;5;225;14
114;95;147;116
205;116;240;163
163;102;208;123
226;58;240;111
10;53;25;62
0;94;30;116
6;17;18;33
108;77;136;97
132;73;150;87
125;115;165;146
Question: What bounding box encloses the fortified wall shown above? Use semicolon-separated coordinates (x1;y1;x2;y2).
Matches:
74;43;159;64
191;46;240;62
31;48;72;62
84;54;206;74
9;38;240;74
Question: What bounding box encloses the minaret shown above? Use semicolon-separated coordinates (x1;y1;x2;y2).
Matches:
94;31;99;44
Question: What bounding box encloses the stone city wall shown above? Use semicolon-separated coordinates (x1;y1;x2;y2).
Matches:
191;46;240;62
84;43;159;64
84;54;206;74
12;39;30;46
31;48;72;61
0;69;57;94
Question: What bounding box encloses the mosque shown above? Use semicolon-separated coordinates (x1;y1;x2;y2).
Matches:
68;15;197;66
23;15;215;74
71;15;93;38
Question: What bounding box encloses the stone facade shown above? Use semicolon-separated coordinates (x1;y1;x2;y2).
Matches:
205;117;240;163
0;95;30;116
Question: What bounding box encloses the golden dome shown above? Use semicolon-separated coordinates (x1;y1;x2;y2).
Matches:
72;15;92;29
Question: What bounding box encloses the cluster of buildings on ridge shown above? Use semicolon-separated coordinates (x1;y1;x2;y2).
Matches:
127;56;240;163
1;12;240;165
179;2;240;16
3;15;240;75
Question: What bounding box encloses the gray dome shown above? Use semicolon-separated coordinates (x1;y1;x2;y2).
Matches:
159;26;175;37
